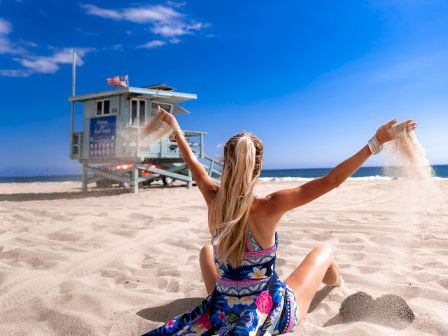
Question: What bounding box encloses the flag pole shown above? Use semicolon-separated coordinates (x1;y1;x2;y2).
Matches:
71;51;77;133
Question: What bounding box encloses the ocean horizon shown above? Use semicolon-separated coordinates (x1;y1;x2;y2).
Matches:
0;164;447;183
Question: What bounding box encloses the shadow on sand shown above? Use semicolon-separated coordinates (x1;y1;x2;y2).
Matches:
0;185;187;202
325;291;415;330
137;297;204;322
136;286;334;324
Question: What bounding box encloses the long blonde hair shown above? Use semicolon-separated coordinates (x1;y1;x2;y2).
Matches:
212;132;263;268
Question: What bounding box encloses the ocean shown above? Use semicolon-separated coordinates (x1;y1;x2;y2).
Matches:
261;164;448;181
0;165;447;183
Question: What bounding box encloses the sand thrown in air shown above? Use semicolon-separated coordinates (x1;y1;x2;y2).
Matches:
118;109;173;154
383;130;434;180
382;129;443;227
140;108;172;144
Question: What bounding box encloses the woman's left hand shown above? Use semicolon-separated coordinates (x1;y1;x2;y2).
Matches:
157;105;177;128
375;119;417;145
157;105;182;136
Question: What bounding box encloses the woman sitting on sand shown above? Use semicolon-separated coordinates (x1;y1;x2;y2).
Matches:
141;109;416;336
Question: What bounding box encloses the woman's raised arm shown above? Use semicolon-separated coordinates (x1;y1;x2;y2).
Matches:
156;107;219;205
262;119;416;219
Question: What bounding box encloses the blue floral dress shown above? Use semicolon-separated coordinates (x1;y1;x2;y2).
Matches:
142;229;299;335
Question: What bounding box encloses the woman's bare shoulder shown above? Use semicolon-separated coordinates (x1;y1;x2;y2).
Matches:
252;194;276;213
251;196;280;227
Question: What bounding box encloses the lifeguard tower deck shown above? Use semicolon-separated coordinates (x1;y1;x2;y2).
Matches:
69;84;222;192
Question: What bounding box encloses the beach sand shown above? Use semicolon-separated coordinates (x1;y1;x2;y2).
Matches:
0;180;447;335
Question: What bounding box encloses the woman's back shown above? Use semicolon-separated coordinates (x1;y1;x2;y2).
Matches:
212;227;278;296
143;222;298;335
208;195;278;251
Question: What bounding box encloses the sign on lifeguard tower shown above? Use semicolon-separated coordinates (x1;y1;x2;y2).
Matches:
89;116;116;158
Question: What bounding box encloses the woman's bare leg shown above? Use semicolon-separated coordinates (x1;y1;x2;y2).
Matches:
284;245;341;323
199;244;218;295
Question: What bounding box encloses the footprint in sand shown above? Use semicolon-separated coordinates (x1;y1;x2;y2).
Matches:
0;248;57;270
157;266;181;278
48;229;84;242
29;209;70;222
437;278;448;289
165;278;181;293
129;213;154;221
142;254;160;269
158;216;190;223
112;230;138;238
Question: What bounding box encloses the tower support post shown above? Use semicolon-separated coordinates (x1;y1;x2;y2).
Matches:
81;163;88;192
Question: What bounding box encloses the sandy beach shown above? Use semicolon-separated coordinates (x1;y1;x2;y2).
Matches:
0;179;447;335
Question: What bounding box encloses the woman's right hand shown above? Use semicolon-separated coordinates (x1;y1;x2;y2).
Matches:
375;119;417;145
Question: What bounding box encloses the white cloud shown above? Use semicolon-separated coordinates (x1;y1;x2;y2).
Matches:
169;37;181;44
0;37;12;53
123;5;181;23
1;47;94;77
0;18;17;54
151;25;187;37
167;1;186;9
81;4;122;20
17;39;38;48
16;57;59;73
0;68;30;77
0;18;12;35
81;3;206;46
14;48;93;74
151;21;203;37
187;22;203;31
0;18;94;77
138;40;167;49
81;4;180;23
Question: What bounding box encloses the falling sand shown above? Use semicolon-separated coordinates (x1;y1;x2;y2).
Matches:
382;129;445;240
383;130;434;180
114;108;173;158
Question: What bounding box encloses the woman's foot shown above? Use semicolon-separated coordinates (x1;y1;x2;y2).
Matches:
322;260;343;287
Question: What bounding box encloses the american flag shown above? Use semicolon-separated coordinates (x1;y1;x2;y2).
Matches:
106;75;128;88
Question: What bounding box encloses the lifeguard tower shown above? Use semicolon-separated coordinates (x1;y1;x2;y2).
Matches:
69;84;222;193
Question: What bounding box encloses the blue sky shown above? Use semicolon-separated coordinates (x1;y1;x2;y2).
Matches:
0;0;447;176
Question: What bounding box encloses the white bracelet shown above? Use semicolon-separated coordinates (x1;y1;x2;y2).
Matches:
368;135;383;155
172;130;184;139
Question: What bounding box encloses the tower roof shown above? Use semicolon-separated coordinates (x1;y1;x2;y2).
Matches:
144;83;175;91
69;86;196;103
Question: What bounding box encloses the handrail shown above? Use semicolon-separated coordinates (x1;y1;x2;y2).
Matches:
191;148;223;179
183;130;208;136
